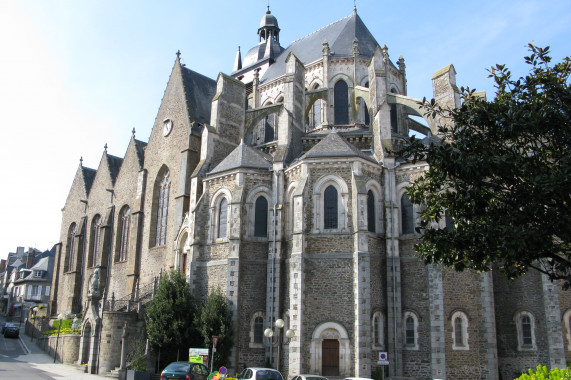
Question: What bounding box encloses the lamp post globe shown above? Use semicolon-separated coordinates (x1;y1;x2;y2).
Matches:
264;328;274;338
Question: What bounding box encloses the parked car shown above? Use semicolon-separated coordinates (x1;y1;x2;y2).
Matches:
1;322;16;333
160;361;209;380
238;368;284;380
292;375;328;380
3;324;20;338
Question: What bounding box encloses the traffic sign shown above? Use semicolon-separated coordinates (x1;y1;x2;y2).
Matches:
220;367;227;375
213;336;219;348
377;360;389;366
379;352;388;360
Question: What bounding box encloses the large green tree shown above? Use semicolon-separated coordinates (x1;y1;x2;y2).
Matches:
195;287;233;368
145;270;200;363
401;44;571;287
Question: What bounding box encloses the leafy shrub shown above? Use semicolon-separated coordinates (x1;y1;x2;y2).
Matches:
516;365;571;380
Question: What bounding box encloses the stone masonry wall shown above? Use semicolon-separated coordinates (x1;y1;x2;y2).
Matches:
494;270;549;379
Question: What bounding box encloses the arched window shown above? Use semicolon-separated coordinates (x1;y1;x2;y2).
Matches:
90;215;102;267
254;316;264;344
401;193;414;235
404;311;419;350
254;196;269;237
264;115;275;142
367;190;375;232
334;80;349;125
307;84;322;130
118;207;130;261
155;170;171;246
515;311;537;351
249;311;265;348
405;316;415;345
372;311;384;348
66;223;77;272
451;311;469;350
218;198;228;239
324;185;338;229
390;104;398;132
522;316;532;345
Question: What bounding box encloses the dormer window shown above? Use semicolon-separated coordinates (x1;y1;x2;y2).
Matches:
34;271;42;278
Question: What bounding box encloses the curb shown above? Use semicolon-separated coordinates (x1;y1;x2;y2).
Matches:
18;334;31;354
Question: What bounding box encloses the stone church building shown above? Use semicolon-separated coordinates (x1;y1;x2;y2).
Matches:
49;6;571;380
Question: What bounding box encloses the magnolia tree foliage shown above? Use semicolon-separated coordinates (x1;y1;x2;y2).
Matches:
401;44;571;287
195;287;233;368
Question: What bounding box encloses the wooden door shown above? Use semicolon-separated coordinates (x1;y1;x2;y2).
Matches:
322;339;339;376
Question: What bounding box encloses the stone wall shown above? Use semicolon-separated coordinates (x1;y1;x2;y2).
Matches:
36;335;81;365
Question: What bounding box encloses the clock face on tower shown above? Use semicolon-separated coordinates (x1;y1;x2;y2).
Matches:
163;119;173;137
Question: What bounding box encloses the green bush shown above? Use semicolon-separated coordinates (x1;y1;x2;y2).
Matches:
516;365;571;380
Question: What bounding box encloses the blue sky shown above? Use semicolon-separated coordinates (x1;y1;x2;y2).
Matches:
0;0;570;260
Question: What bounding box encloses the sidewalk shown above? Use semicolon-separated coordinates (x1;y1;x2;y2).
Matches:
18;332;111;379
0;313;109;379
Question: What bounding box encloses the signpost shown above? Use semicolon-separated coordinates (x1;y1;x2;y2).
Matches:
211;336;219;373
377;352;389;379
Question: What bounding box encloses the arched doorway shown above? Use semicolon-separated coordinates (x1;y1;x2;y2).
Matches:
310;322;350;377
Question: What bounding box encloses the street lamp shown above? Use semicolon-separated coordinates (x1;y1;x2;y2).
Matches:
264;318;294;371
54;313;64;363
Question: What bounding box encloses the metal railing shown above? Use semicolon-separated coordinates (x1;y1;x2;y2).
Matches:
103;278;157;313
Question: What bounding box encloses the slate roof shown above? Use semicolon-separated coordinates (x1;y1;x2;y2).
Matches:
209;141;272;175
300;130;377;163
261;11;387;83
82;166;97;195
106;154;123;185
31;256;50;272
134;139;147;168
181;66;217;125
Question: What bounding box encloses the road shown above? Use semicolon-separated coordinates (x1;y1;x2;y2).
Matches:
0;317;109;379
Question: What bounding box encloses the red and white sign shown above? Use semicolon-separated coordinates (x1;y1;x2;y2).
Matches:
212;336;219;348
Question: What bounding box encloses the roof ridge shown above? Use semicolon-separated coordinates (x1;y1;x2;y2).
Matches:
181;65;215;82
288;13;353;46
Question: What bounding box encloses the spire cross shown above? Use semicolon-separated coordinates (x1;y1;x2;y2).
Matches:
176;50;181;59
104;143;108;153
132;128;136;138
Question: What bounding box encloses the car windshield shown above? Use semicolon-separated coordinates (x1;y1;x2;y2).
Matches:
164;363;190;372
256;370;282;380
